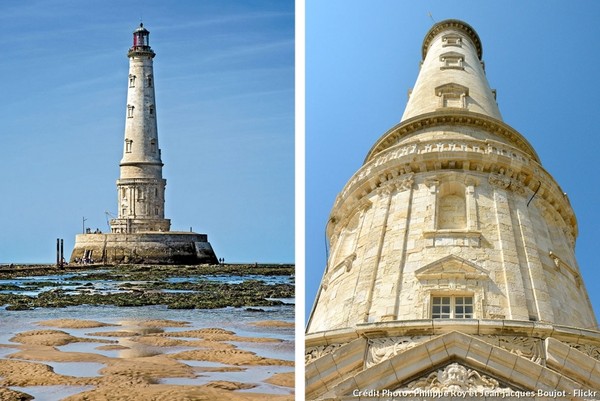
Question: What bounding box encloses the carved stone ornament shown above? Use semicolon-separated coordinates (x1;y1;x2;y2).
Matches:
567;342;600;361
366;336;425;368
488;172;510;189
510;180;526;196
305;343;345;365
399;363;514;392
482;335;544;364
376;173;414;196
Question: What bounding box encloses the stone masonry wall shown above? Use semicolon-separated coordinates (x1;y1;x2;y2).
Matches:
308;125;597;333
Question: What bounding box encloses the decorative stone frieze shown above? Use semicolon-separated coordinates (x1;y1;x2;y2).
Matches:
399;363;514;392
567;342;600;361
488;172;511;189
366;112;539;163
482;335;544;364
305;343;346;365
365;336;428;368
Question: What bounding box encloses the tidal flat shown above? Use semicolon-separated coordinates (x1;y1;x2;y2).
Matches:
0;264;295;401
0;264;294;310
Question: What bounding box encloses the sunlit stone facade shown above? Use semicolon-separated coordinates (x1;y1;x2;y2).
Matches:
306;20;600;400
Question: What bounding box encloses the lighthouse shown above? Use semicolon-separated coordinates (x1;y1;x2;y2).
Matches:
110;23;169;234
70;24;218;265
306;20;600;398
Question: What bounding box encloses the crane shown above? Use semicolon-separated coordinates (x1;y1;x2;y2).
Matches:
105;211;117;230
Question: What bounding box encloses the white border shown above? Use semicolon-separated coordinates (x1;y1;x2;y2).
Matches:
295;0;306;399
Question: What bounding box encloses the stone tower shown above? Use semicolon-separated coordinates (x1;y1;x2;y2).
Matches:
306;20;600;399
70;24;218;265
110;23;170;234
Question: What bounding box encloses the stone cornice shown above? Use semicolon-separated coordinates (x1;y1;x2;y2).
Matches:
128;48;156;58
333;135;577;241
306;319;600;348
365;110;540;164
422;19;482;60
120;161;164;167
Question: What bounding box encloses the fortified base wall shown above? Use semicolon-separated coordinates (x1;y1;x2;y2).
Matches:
70;232;218;265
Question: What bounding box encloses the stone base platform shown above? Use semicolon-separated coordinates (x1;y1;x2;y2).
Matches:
70;232;218;265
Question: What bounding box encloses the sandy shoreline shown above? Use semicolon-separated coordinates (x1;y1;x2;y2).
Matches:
0;318;294;401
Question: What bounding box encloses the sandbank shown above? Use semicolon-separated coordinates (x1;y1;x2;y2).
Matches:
37;319;118;329
0;318;294;400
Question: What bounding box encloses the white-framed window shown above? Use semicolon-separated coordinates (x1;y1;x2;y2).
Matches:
442;34;462;48
432;296;473;319
127;105;135;118
129;74;136;88
440;51;464;70
125;139;133;153
435;83;469;109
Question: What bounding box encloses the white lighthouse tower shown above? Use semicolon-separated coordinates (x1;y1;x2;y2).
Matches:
306;20;600;399
110;23;170;234
70;24;218;265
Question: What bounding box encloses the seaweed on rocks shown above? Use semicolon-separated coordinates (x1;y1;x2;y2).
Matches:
0;265;294;310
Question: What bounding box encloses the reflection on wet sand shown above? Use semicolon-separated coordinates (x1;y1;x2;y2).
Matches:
0;313;294;401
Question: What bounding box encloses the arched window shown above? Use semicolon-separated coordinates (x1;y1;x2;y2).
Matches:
437;182;466;229
339;214;359;258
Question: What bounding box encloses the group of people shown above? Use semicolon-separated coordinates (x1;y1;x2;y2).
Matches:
73;257;94;265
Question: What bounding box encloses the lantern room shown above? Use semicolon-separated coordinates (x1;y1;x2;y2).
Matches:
133;23;150;48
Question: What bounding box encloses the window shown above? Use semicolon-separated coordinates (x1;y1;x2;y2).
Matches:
125;139;133;153
150;139;157;153
435;83;469;110
442;34;462;48
440;52;464;70
146;74;153;87
432;296;473;319
127;105;135;118
149;105;155;116
437;182;466;229
129;74;136;87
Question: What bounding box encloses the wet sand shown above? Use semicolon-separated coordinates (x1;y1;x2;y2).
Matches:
0;318;294;401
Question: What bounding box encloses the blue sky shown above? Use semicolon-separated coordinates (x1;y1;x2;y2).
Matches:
305;0;600;326
0;0;294;264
